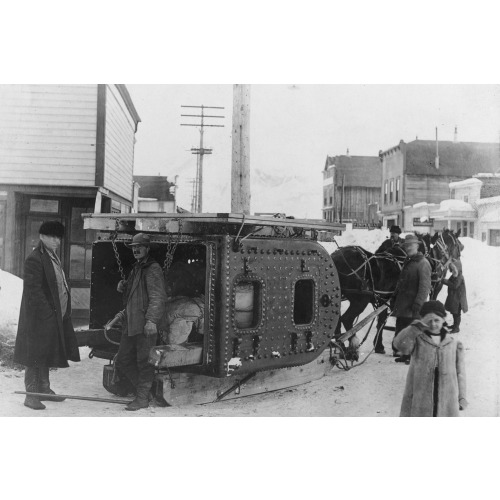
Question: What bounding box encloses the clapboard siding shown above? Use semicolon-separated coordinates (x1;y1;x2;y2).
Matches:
102;85;135;201
0;84;97;186
405;175;461;206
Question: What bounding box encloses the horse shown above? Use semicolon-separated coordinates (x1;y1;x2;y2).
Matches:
330;229;463;359
330;245;406;360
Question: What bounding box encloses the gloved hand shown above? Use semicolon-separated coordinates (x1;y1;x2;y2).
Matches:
117;280;126;293
459;398;468;411
144;320;157;336
411;303;422;318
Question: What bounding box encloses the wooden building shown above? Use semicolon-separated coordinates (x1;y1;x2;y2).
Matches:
134;175;176;213
379;139;500;230
323;154;381;224
0;84;140;319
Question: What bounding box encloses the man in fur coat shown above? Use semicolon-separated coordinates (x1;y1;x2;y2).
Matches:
14;220;80;410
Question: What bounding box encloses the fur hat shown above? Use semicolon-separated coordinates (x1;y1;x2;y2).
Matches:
403;234;419;245
39;220;65;238
420;300;446;318
126;233;151;247
389;225;402;234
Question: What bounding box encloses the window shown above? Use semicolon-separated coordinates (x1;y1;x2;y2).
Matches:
469;222;474;239
69;207;96;280
234;281;261;329
464;195;469;203
384;181;388;204
293;279;315;325
462;222;468;237
389;179;394;204
30;199;59;213
396;177;400;203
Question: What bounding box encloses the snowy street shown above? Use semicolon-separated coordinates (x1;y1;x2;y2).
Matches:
1;230;499;417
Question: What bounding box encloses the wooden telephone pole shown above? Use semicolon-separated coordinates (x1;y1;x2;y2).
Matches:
231;84;251;214
181;105;224;213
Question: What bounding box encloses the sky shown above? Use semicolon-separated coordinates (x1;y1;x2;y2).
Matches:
127;85;500;218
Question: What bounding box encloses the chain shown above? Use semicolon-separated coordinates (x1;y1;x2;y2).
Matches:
110;218;126;281
162;219;183;274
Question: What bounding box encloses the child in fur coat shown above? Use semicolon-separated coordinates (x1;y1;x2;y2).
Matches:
393;300;467;417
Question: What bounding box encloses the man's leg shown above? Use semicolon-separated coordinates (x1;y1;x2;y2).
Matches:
393;317;413;363
451;312;461;333
24;366;45;410
125;334;157;411
38;366;65;402
115;333;139;393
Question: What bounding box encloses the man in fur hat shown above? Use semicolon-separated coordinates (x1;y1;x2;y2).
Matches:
375;225;404;254
14;220;80;410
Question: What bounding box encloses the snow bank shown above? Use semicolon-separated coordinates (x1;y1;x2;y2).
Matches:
320;228;391;255
0;270;23;342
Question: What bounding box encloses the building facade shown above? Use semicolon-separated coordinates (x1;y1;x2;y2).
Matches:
134;175;176;213
323;154;381;225
0;84;140;319
379;139;500;230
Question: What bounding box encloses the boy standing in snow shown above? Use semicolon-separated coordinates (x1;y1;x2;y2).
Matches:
442;259;468;333
393;300;467;417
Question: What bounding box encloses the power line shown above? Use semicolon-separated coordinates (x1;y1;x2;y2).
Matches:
181;104;224;213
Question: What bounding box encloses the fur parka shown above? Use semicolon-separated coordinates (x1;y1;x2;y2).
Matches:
13;241;80;368
393;321;467;417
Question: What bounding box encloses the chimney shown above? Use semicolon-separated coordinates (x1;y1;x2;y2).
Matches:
435;127;439;169
346;148;350;157
454;126;458;143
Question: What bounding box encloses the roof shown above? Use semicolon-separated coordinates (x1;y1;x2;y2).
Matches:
115;85;141;129
449;178;482;188
404;140;500;177
133;175;175;202
324;155;381;188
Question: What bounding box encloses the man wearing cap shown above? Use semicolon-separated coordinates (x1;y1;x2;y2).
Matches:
112;233;167;411
391;233;431;363
375;225;404;254
14;220;80;410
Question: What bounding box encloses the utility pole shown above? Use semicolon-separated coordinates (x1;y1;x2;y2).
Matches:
181;105;224;213
231;84;251;214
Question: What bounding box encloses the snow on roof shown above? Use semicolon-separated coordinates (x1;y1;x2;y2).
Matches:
435;199;476;213
476;195;500;207
412;202;429;208
480;208;500;222
449;178;482;188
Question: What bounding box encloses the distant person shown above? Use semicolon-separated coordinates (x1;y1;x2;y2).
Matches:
442;259;468;333
112;233;167;411
375;225;403;254
14;220;80;410
393;300;467;417
391;233;431;363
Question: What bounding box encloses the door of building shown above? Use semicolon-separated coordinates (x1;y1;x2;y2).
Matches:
489;229;500;247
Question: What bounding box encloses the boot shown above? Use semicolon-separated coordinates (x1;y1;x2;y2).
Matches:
125;397;149;411
450;314;461;333
38;367;66;402
24;367;45;410
24;396;46;410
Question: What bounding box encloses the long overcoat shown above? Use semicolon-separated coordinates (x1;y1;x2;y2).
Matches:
443;262;468;314
13;241;80;368
392;252;431;318
394;321;466;417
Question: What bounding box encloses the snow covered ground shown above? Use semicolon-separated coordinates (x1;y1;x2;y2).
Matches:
1;228;499;417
